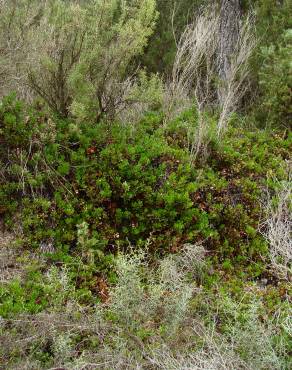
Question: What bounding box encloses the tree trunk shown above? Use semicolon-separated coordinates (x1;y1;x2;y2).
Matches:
218;0;241;101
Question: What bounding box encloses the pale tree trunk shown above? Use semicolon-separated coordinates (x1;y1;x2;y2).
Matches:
218;0;241;103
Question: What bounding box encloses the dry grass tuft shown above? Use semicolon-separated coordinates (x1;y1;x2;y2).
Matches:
261;163;292;281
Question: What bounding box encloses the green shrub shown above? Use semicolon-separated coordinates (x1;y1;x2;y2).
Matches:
16;118;213;255
1;97;290;280
257;29;292;128
0;0;158;121
248;0;292;128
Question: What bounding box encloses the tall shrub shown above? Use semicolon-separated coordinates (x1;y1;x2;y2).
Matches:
0;0;158;120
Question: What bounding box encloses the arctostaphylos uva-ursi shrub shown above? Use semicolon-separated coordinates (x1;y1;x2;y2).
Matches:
18;117;214;255
1;98;212;254
1;98;291;281
0;94;58;217
165;112;291;277
197;128;290;277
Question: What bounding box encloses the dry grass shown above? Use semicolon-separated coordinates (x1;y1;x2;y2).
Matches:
1;244;290;369
164;6;219;123
217;13;256;136
0;228;22;284
164;6;256;163
261;163;292;281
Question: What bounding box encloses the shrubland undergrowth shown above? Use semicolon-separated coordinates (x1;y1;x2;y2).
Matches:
0;96;291;368
0;0;291;369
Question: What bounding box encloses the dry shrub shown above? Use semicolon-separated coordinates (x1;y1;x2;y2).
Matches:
0;230;19;283
0;0;43;101
217;12;256;136
0;0;158;122
261;163;292;281
165;6;256;161
1;244;290;369
150;295;290;370
164;6;219;122
0;244;205;369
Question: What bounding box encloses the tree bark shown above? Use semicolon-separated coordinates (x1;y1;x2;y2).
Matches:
218;0;241;87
